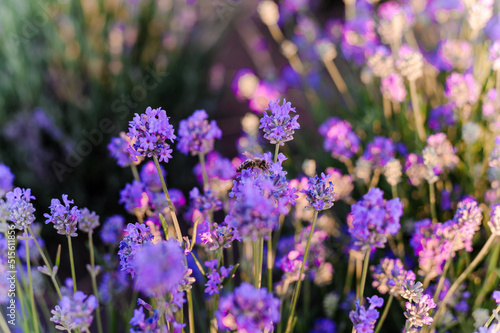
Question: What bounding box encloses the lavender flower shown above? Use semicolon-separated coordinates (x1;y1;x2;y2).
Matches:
189;187;222;213
489;204;500;235
341;16;378;65
310;318;337;333
349;187;403;249
107;133;139;167
126;106;176;162
404;153;426;187
100;215;125;245
132;240;187;296
119;180;150;215
381;73;407;103
324;168;353;201
118;223;153;277
349;296;384;333
129;306;162;332
50;291;98;331
445;72;479;109
301;173;336;211
200;222;241;251
383;158;402;187
248;82;281;114
44;195;82;237
0;164;14;198
403;294;436;331
177;109;222;155
277;250;306;282
425;133;459;175
140;161;165;192
441;197;482;252
428;104;455;131
371;258;416;296
6;188;36;233
216;282;280;332
259;99;300;146
204;259;234;295
362;136;395;168
78;208;100;233
396;45;423;81
318;117;360;160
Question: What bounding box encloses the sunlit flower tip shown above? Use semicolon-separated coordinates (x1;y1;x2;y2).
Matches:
6;187;36;232
301;173;336;211
401;280;424;303
372;258;416;296
259;98;300;146
44;194;81;237
132;240;187;296
78;208;100;233
216;282;280;332
177;109;222;156
126;106;176;163
50;291;97;332
403;294;436;330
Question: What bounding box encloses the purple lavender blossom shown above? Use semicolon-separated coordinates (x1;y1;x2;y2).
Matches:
349;188;403;249
78;208;100;233
318;117;360;160
493;290;500;304
428;104;455;131
6;188;36;233
119;180;150;215
301;173;336;211
349;296;384;333
118;223;153;277
362;136;395;168
445;72;479;108
189;187;222;213
381;73;407;103
126;106;176;162
50;291;97;331
371;258;416;296
248;82;281;114
441;197;482;253
44;194;82;237
425;133;459;174
132;240;187;296
404;153;426;187
100;215;125;245
98;269;128;303
204;259;234;295
341;16;379;65
277;250;306;282
177;109;222;155
200;222;241;251
193;151;236;183
259;99;300;146
403;294;436;331
310;318;337;333
0;164;14;198
107;134;138;167
129;302;164;332
216;282;280;332
139;161;165;192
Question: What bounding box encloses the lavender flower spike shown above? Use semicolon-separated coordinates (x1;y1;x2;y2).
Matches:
177;109;222;155
301;173;336;211
349;296;384;333
126;106;176;163
6;188;36;234
44;195;82;237
259;98;300;146
50;291;98;332
78;208;100;233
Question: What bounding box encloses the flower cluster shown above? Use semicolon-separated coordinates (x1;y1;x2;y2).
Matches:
108;133;139;167
318;117;360;160
6;187;36;234
119;180;150;215
44;194;82;237
301;173;336;211
139;161;165;192
200;222;241;251
118;223;153;277
100;215;125;245
349;188;403;249
349;296;384;333
216;282;280;332
403;294;436;331
189;187;222;214
78;208;100;233
177;109;222;155
132;240;187;296
50;291;98;332
204;259;234;295
259;99;300;146
126;106;176;162
362;136;395;168
372;258;416;296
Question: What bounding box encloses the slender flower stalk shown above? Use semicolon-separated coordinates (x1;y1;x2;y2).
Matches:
429;182;437;223
431;234;497;328
409;79;426;141
374;294;393;333
285;210;319;333
88;231;103;333
130;164;140;182
25;238;40;333
358;250;371;304
153;154;182;241
67;235;77;293
187;289;195;333
0;314;11;333
198;152;210;189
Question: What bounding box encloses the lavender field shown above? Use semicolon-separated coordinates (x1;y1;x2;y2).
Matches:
1;0;500;332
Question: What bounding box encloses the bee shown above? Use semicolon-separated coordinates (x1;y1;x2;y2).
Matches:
236;152;270;173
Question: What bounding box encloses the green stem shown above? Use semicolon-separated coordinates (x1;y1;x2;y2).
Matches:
187;289;195;333
409;79;426;142
25;238;40;333
485;304;500;327
274;144;280;163
369;168;381;189
153;154;183;242
88;232;103;333
358;249;371;304
433;238;457;302
130;164;140;182
267;232;273;292
0;311;11;333
431;235;497;328
198;152;210;190
429;182;437;223
67;235;77;293
28;226;62;298
284;210;319;333
374;294;393;333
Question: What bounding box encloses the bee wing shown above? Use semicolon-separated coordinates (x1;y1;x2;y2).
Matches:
242;151;255;159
